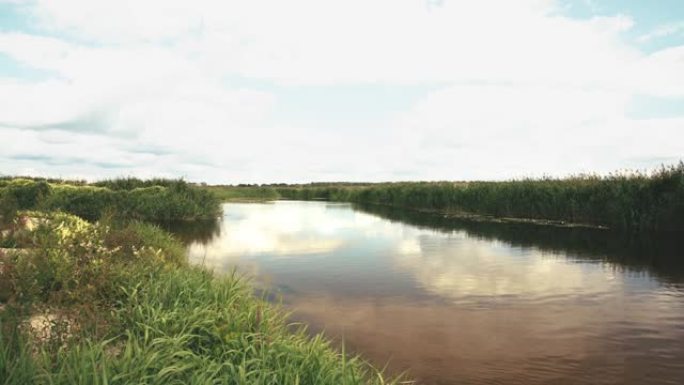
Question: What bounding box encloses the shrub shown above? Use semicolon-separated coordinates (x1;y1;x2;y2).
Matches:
0;179;50;210
0;213;187;306
0;190;18;226
0;177;221;222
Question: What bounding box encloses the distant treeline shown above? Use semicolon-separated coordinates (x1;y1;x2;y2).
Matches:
276;163;684;232
203;185;280;202
0;177;221;221
205;183;372;202
203;182;373;202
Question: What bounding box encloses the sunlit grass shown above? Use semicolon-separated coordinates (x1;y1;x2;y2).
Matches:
0;212;399;385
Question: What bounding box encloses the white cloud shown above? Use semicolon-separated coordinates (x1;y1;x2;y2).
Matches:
0;0;683;182
638;22;684;43
7;0;640;85
0;31;278;181
393;233;623;300
187;202;358;271
191;1;638;86
631;45;684;97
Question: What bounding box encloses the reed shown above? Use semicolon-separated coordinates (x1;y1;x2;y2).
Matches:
0;212;397;385
277;163;684;232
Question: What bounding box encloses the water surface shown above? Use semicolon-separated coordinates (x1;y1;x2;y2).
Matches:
176;201;684;385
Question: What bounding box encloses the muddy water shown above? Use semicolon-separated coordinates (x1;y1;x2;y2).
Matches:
175;201;684;385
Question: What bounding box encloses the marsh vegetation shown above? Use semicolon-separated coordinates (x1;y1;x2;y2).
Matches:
205;163;684;232
0;178;396;385
0;178;221;221
275;163;684;232
203;185;280;203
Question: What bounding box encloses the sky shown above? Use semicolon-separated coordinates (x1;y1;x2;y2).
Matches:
0;0;683;184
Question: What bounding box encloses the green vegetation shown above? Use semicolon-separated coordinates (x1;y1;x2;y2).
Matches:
277;163;684;232
0;192;18;227
0;179;50;211
93;177;194;190
204;185;280;202
0;178;220;221
0;212;396;384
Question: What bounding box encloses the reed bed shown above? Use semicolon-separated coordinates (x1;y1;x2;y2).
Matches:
277;163;684;232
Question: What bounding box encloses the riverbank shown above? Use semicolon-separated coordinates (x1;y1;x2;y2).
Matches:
380;204;610;229
0;177;221;222
199;185;609;229
196;163;684;232
203;185;280;202
0;211;396;384
273;163;684;232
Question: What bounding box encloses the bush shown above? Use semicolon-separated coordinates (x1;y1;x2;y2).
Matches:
0;213;187;306
0;179;50;210
93;177;186;191
0;190;18;226
103;221;187;266
0;178;224;222
40;185;115;220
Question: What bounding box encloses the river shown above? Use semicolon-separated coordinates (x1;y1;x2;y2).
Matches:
168;201;684;385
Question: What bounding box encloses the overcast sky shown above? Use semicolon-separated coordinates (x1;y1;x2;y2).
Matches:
1;0;683;183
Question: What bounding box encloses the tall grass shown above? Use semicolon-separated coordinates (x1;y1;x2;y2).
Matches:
278;163;684;232
93;177;191;190
0;212;397;385
1;268;396;385
204;186;280;202
0;178;221;221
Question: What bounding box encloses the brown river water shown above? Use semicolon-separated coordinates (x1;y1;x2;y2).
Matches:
166;201;684;385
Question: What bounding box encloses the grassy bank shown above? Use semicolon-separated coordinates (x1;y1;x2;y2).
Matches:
203;185;280;202
277;163;684;232
0;178;220;221
0;212;395;384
